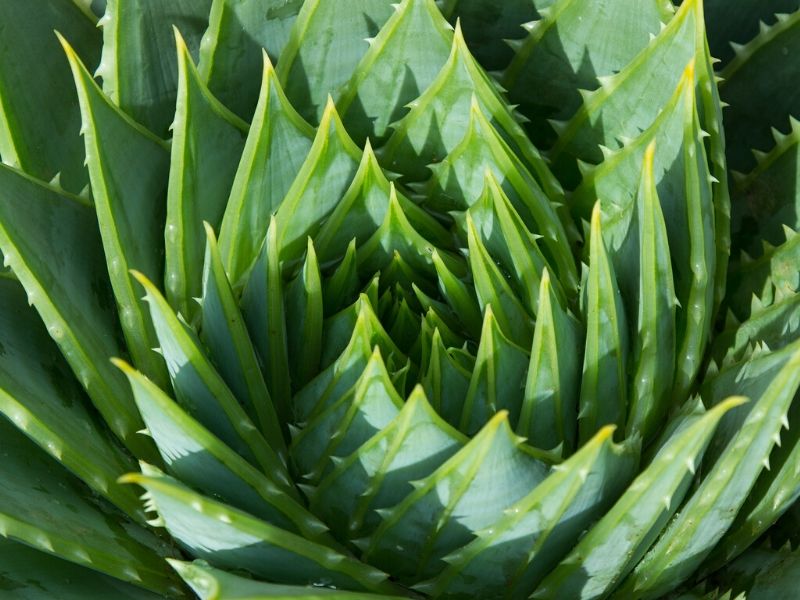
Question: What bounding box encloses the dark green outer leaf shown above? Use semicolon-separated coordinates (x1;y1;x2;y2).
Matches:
99;0;213;136
199;0;304;119
63;36;171;389
165;31;248;322
0;165;153;459
0;0;100;193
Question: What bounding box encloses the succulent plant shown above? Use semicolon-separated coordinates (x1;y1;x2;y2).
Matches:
0;0;799;598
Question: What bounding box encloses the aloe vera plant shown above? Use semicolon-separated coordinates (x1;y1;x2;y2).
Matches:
0;0;799;598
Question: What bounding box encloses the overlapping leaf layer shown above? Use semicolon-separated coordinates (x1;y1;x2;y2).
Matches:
0;0;799;598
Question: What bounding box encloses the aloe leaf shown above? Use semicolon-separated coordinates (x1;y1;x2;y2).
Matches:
114;360;337;546
465;212;533;347
285;239;324;390
431;250;483;339
241;217;292;422
0;165;152;459
165;31;248;321
440;0;538;70
549;0;704;172
218;53;314;285
703;392;800;573
381;23;563;205
0;417;180;595
356;185;457;281
276;0;396;123
620;341;800;599
198;0;303;119
425;427;639;600
579;203;628;444
626;142;677;443
467;171;562;316
314;143;450;265
62;36;170;389
337;0;453;144
730;118;800;258
422;328;474;427
720;11;800;172
0;0;100;192
291;348;403;482
293;299;399;422
99;0;213;136
171;560;408;600
520;269;582;453
459;307;529;435
201;224;286;454
365;412;552;582
427;99;578;292
0;538;163;600
502;0;668;147
704;0;799;64
310;386;465;540
122;465;400;595
134;271;282;474
725;227;800;323
535;396;745;600
323;240;361;316
275;99;362;260
0;278;141;518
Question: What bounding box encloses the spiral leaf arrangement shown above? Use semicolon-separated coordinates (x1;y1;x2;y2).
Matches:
0;0;799;598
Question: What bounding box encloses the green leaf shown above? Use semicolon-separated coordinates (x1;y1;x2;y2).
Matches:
467;170;563;320
425;427;638;599
134;271;282;474
114;360;335;545
365;411;552;582
63;36;171;389
426;99;578;293
0;0;100;192
275;99;362;260
201;224;286;455
431;249;483;340
519;269;582;453
0;417;180;595
241;217;292;423
337;0;453;144
578;203;629;444
314;143;451;265
165;31;248;321
465;212;533;347
730;118;800;258
171;560;408;600
310;386;465;539
0;165;151;459
502;0;668;147
535;396;744;600
218;53;314;286
460;306;530;435
291;347;403;482
122;465;400;595
720;11;800;172
620;341;800;599
440;0;538;70
0;538;163;600
704;0;798;64
422;328;474;427
99;0;213;136
285;239;324;390
381;23;563;205
198;0;304;119
0;278;141;518
626;142;677;443
322;239;360;317
276;0;396;123
548;0;704;170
